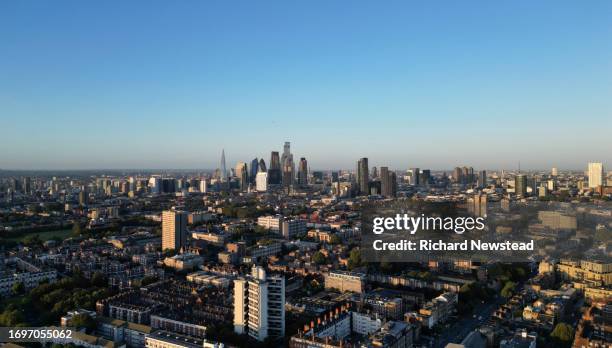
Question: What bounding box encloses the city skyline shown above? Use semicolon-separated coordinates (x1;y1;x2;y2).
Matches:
0;143;608;172
0;151;608;173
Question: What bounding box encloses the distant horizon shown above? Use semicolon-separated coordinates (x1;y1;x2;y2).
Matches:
0;163;605;174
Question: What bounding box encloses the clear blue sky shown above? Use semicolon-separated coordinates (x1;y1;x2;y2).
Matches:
1;1;611;170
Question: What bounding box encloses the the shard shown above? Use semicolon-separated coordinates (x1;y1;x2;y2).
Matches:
220;149;227;182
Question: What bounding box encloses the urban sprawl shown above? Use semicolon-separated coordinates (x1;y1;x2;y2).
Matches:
0;142;610;348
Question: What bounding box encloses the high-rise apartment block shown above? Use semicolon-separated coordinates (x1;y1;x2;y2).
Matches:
234;266;285;341
515;174;527;197
380;167;397;198
162;210;187;252
478;170;487;188
588;162;604;188
357;158;369;195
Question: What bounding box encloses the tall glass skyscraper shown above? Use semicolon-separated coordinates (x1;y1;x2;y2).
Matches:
220;149;227;182
268;151;281;185
250;158;259;184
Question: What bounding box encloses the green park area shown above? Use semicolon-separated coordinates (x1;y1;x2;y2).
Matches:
3;228;72;243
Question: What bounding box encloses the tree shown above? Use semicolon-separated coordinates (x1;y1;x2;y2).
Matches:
380;262;393;274
11;282;25;295
22;234;42;247
91;272;107;287
140;275;159;286
329;235;342;245
71;223;82;237
0;308;26;326
71;314;96;333
347;248;362;270
312;251;327;265
254;225;269;235
595;229;611;242
500;281;516;298
550;322;574;347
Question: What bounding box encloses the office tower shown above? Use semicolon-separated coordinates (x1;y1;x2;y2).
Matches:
478;170;487;188
420;169;431;186
297;157;308;186
161;178;176;193
220;149;227;182
162;210;187;252
234;266;285;341
368;180;381;195
461;167;469;184
371;166;378;179
281;142;295;187
452;167;462;183
268;151;281;185
22;177;31;195
515;174;527;197
258;158;267;173
256;172;268;192
149;177;161;194
282;163;294;187
357;158;369;195
551;167;558;177
331;171;339;182
588;162;604;188
250;158;259;184
547;179;556;191
236;162;248;191
408;168;420;186
270;151;281;169
468;167;474;184
280;141;292;168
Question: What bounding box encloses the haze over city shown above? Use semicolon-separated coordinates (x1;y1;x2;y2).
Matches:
2;1;611;169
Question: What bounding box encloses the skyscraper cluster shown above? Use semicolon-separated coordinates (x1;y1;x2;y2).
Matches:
214;142;309;192
452;166;476;185
355;158;397;197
